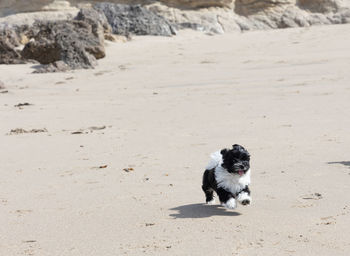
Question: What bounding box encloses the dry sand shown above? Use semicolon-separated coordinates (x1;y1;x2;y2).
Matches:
1;24;350;255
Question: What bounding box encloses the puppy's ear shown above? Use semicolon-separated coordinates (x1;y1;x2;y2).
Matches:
220;148;228;156
220;149;228;168
221;148;234;169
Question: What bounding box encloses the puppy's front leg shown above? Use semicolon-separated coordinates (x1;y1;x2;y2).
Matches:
217;188;236;209
237;186;252;206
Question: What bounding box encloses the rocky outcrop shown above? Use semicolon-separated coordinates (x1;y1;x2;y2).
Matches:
1;1;350;35
21;19;105;71
148;0;350;33
0;4;177;72
0;7;109;72
1;0;350;73
0;0;235;17
234;0;350;30
94;3;176;36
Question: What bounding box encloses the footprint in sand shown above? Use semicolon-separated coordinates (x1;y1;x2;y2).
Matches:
118;65;128;71
22;240;40;256
317;216;336;226
200;60;216;64
14;209;32;217
292;193;323;208
0;81;8;93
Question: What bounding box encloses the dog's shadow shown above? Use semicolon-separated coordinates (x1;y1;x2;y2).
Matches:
169;203;241;219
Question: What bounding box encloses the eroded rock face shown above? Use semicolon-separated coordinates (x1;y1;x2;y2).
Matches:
0;0;235;17
1;0;350;17
76;7;111;34
21;20;104;71
148;0;350;33
298;0;341;13
234;0;293;15
0;28;27;64
161;0;233;8
75;7;108;55
94;3;176;36
1;0;350;34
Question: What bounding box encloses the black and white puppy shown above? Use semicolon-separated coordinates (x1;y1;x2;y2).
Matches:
202;144;251;209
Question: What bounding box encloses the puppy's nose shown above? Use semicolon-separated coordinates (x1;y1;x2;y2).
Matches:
239;164;244;169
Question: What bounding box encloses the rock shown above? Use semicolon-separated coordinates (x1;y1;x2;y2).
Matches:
147;3;238;34
161;0;233;8
0;0;234;17
338;8;350;23
173;10;226;34
298;0;341;13
21;20;104;71
0;28;27;64
75;7;112;42
233;16;256;31
234;0;292;16
308;13;332;25
94;3;176;36
33;61;70;73
149;0;350;33
104;34;130;42
1;0;350;44
279;6;310;28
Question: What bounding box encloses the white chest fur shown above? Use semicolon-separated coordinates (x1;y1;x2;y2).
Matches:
215;167;251;195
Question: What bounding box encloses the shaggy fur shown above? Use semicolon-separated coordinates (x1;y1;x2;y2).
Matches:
202;144;252;209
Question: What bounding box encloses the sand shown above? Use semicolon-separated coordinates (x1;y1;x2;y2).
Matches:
1;24;350;255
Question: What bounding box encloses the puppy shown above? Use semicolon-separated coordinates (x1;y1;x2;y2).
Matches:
202;144;251;209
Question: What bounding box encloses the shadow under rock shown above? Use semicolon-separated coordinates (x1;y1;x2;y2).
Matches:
328;161;350;168
169;203;241;219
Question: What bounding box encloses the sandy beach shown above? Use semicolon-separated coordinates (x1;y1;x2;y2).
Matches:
1;24;350;255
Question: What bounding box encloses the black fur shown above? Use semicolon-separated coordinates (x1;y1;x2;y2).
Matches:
202;144;251;206
221;144;250;175
202;168;217;203
240;185;251;205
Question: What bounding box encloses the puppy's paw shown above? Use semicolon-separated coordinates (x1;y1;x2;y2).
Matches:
206;199;216;205
237;192;252;206
241;199;251;205
222;198;236;209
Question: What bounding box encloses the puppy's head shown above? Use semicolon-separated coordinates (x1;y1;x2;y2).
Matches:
220;144;250;176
